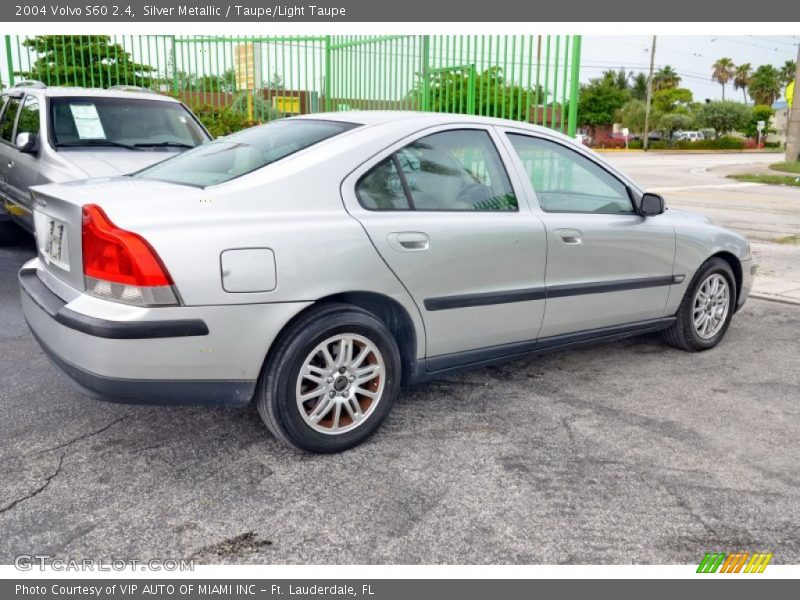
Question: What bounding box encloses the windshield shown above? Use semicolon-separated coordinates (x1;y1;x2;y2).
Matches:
134;119;359;187
49;96;209;149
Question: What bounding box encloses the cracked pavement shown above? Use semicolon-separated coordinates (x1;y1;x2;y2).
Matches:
1;236;799;564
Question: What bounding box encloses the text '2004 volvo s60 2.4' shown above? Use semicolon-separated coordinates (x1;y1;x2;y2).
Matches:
19;112;755;453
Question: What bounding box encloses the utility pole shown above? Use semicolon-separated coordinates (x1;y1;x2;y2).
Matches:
643;35;657;151
785;43;800;162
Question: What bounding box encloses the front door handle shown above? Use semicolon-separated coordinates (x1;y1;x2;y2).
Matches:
388;231;430;252
556;228;583;246
7;160;13;169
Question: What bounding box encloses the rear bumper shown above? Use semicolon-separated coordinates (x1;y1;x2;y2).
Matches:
19;260;309;407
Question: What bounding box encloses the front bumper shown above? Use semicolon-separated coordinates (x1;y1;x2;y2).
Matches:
20;260;309;407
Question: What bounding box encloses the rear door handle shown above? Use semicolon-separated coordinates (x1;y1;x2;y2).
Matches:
388;231;430;252
556;228;583;246
7;160;13;169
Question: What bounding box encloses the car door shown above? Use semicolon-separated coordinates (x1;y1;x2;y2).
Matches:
341;125;548;365
501;130;676;339
4;93;42;230
0;94;17;203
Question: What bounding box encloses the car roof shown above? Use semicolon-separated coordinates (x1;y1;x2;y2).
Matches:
290;110;575;143
2;85;180;103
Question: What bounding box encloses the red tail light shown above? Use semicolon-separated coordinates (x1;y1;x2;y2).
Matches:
82;204;173;287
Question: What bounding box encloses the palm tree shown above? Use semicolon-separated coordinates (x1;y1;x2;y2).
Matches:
780;60;797;83
733;63;752;103
602;68;632;91
780;59;797;94
712;57;735;100
749;64;782;106
631;72;648;101
652;66;681;91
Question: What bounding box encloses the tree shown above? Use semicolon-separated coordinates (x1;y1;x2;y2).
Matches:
658;113;692;138
652;66;681;91
577;77;629;138
780;60;797;89
742;105;775;138
631;72;648;101
733;63;752;103
749;65;782;106
266;71;285;91
712;58;735;101
601;68;632;91
652;87;693;114
408;66;545;121
696;101;752;137
14;35;155;88
617;99;648;134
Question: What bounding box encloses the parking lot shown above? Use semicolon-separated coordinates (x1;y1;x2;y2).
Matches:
1;152;799;564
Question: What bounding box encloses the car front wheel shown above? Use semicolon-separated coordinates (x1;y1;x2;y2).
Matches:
663;257;737;352
256;303;401;453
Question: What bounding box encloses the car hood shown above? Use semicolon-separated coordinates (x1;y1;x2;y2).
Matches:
665;207;714;224
58;148;181;177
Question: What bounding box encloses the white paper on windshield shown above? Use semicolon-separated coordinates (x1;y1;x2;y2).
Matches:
69;103;106;139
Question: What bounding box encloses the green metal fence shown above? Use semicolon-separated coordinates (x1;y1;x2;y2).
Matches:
2;34;581;135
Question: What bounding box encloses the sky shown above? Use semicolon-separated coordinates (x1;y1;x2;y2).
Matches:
581;35;799;103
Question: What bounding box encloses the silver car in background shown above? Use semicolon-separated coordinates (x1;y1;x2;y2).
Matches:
0;82;210;240
19;112;754;452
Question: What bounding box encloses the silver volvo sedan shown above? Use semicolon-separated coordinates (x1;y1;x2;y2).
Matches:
19;112;755;452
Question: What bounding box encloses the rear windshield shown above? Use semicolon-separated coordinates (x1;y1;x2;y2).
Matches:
134;119;359;187
50;96;209;149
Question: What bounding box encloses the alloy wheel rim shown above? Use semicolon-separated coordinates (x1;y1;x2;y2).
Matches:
295;333;385;435
692;273;730;340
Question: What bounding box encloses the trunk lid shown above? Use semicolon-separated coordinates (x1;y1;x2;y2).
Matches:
30;176;200;292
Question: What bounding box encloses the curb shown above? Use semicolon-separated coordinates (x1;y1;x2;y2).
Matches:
749;292;800;307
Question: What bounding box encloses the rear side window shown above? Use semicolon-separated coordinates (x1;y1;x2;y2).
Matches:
136;119;358;187
0;97;21;143
357;129;517;212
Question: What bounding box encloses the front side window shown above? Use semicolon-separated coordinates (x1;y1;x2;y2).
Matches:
136;119;359;187
507;134;633;215
16;95;41;141
357;129;517;212
49;96;209;149
1;97;21;143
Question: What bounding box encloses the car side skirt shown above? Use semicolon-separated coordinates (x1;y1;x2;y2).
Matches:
410;317;676;383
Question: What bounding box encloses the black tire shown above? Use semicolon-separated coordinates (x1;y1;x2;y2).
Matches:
0;220;25;247
663;257;737;352
256;303;401;453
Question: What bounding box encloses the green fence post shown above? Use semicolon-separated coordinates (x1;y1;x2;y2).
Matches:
324;35;331;112
5;36;14;86
421;35;430;111
567;35;581;137
171;36;178;94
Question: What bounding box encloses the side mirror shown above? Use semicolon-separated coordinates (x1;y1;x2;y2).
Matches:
15;131;37;154
639;192;665;217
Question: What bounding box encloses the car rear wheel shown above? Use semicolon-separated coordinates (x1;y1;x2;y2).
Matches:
663;257;737;351
256;303;401;453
